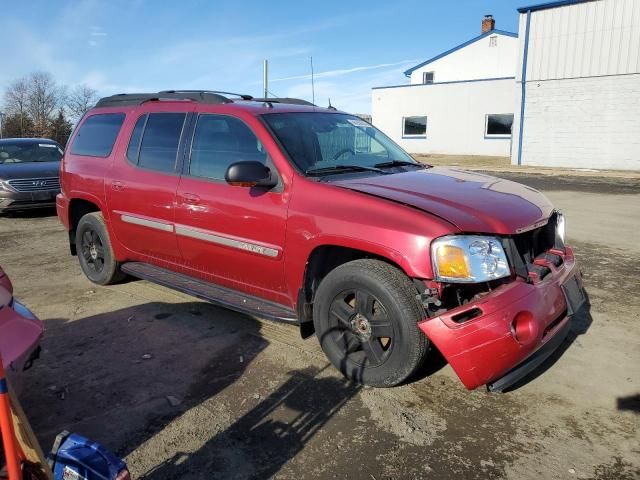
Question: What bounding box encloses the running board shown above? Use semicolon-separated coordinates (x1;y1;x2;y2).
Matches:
121;262;298;323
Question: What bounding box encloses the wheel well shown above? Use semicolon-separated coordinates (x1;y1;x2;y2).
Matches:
297;245;409;338
68;199;100;255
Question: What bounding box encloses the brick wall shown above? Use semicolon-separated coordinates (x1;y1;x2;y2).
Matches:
512;74;640;170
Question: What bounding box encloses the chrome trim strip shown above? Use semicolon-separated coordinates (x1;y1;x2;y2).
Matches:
515;218;549;234
175;225;279;258
121;214;173;232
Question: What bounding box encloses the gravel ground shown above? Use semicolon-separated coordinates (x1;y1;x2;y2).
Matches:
0;172;638;479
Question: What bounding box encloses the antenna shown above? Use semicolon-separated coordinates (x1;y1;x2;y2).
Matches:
310;56;315;106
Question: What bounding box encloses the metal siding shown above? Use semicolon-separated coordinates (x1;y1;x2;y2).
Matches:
525;0;640;81
632;0;640;72
516;14;529;81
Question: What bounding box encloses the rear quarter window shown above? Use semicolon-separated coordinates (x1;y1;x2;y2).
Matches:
70;113;126;157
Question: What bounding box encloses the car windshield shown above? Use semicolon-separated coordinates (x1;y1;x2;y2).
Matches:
0;142;62;164
262;113;420;176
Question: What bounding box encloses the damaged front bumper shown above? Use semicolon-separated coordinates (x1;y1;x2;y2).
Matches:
419;246;583;391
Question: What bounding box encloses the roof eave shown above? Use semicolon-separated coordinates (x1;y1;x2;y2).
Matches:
403;29;518;77
517;0;593;14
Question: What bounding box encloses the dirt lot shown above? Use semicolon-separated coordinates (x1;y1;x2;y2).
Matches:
1;171;639;479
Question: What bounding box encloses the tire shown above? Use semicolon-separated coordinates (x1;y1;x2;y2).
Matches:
313;259;429;387
75;212;125;285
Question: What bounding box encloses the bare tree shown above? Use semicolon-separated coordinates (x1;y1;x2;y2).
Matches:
26;72;66;137
3;76;30;136
67;84;99;120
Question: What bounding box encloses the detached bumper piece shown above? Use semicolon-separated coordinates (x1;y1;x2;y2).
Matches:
487;316;571;392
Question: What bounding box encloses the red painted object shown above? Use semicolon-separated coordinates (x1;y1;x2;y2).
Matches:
57;92;582;390
0;267;43;390
1;356;23;480
420;247;578;389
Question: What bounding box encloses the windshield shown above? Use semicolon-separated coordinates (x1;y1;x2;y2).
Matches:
0;142;63;164
262;113;417;175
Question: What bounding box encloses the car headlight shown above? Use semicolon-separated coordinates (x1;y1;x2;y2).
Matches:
556;212;566;243
431;235;510;283
0;181;15;192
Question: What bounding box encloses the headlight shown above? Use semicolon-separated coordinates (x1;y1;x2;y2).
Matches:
0;181;15;192
556;212;566;243
431;235;510;283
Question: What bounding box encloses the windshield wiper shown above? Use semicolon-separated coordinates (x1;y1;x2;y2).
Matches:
305;164;388;176
374;160;429;169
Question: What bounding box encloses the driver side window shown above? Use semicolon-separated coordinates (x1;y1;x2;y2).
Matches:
189;114;267;181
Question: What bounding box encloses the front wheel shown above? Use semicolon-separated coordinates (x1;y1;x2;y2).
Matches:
313;259;429;387
76;212;125;285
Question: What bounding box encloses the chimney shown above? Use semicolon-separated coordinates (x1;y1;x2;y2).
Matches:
482;14;495;34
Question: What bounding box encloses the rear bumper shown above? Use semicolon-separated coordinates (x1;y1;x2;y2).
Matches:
0;189;59;211
419;246;581;390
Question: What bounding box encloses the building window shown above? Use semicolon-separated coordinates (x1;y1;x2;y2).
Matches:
485;114;514;137
403;116;427;137
489;35;497;47
422;72;434;84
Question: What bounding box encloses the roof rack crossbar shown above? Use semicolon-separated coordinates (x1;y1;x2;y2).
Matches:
159;90;254;100
250;97;316;106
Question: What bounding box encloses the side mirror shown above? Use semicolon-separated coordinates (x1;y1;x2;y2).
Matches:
225;161;277;189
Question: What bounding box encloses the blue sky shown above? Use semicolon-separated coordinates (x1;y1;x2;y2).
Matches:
2;0;523;114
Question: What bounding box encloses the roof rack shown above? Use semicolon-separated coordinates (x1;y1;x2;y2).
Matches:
95;91;233;107
158;90;254;100
250;97;316;106
94;90;315;108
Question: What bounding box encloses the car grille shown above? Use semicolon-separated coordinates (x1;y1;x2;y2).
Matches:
512;214;559;265
7;177;60;192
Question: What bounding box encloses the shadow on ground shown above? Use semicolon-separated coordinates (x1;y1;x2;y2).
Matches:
0;207;57;219
140;365;361;479
21;301;268;456
19;299;362;479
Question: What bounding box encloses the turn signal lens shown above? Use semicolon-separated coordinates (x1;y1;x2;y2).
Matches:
435;245;470;279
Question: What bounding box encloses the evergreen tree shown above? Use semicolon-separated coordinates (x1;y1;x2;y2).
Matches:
49;109;72;147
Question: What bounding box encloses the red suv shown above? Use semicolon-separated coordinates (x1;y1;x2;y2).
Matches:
57;90;585;390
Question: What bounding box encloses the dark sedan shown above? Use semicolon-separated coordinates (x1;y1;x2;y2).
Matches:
0;138;62;213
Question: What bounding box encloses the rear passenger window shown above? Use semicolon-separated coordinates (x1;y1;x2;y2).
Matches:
138;113;186;173
189;115;266;180
126;114;147;162
71;113;125;157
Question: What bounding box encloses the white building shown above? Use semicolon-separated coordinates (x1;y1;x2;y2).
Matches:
512;0;640;170
372;16;520;157
372;0;640;170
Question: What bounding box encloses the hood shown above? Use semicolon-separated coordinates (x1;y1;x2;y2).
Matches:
0;161;60;180
334;167;554;234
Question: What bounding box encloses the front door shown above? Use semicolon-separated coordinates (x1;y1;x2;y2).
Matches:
107;108;191;265
174;113;290;305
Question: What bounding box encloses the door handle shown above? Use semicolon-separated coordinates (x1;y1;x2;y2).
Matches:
182;193;200;205
111;181;124;191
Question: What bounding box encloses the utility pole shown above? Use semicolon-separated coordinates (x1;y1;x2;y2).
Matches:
263;59;269;98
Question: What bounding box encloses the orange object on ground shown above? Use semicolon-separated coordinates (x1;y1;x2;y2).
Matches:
0;355;22;480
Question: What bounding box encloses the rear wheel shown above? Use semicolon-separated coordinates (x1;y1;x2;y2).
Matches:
76;212;125;285
313;259;429;387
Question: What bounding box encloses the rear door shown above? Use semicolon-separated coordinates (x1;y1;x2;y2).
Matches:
174;112;290;305
106;104;193;265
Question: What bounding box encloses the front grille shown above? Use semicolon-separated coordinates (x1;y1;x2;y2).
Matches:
512;214;558;264
7;177;60;192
